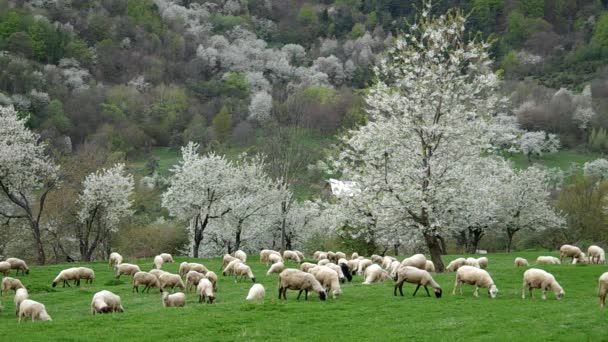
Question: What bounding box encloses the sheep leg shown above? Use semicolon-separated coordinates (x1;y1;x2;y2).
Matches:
452;278;459;295
297;290;303;300
413;284;421;297
600;295;605;309
424;286;431;297
305;290;309;300
542;288;547;300
473;287;479;297
132;286;137;293
521;285;526;299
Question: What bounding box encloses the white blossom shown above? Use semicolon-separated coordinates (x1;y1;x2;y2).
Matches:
248;91;273;122
584;159;608;180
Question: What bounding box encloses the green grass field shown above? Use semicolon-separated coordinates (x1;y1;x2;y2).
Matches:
507;149;603;170
1;252;606;341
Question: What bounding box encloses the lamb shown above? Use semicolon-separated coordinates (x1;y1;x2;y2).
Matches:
185;271;205;292
205;271;218;291
5;258;29;276
357;259;373;275
536;256;561;265
18;299;51;322
160;253;174;263
465;257;480;268
267;262;285;275
309;266;341;298
223;259;243;276
522;268;565;300
559;244;585;264
446;258;466;272
452;265;498;298
197;278;215;303
400;254;427;269
91;290;123;315
115;263;141;279
0;261;11;276
425;260;436;273
233;262;256;283
159;273;186;291
278;269;327;301
52;268;81;287
153;255;164;270
371;254;383;265
477;257;488;269
283;250;301;263
599;272;608;309
394;266;442;298
234;250;247;262
108;252;123;268
222;254;237;268
514;257;529;267
268;253;283;264
14;288;28;315
1;277;25;295
362;264;390;284
246;283;265;301
588;245;605;264
77;267;95;284
300;262;317;273
132;271;161;293
317;258;330;266
162;291;186;307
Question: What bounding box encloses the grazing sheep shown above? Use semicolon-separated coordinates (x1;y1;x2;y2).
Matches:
91;290;123;315
389;261;401;277
477;257;488;269
559;244;585;264
335;252;346;261
514;257;529;267
18;299;51;322
283;250;301;263
160;253;174;263
394;266;442;298
223;259;243;276
357;259;373;275
246;283;266;301
260;249;280;264
318;258;330;266
522;268;564;300
400;254;427;270
1;277;25;295
425;260;436;273
278;269;327;301
588;245;605;264
446;258;466;272
159;273;186;291
351;252;359;260
197;278;215;304
465;257;480;268
180;262;208;277
233;263;256;283
5;258;29;276
309;266;341;298
347;259;360;275
132;271;161;293
108;252;123;268
598;272;608;309
149;269;168;280
327;251;336;263
268;253;283;264
14;288;28;315
185;271;205;292
222;254;237;268
325;262;346;283
205;271;218;291
234;250;247;262
115;263;141;279
77;267;95;284
300;262;317;273
317;252;328;261
153;255;164;270
313;251;322;260
267;262;285;275
371;254;383;265
362;264;390;285
382;256;396;269
0;261;11;276
52;268;81;288
338;262;352;282
536;256;561;265
162;291;186;307
453;265;498;298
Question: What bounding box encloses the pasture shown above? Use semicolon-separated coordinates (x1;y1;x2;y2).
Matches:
1;252;606;341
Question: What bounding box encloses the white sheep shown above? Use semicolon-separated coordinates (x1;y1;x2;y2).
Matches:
299;262;317;273
382;256;396;269
52;268;81;288
246;283;266;301
317;258;330;266
18;299;51;322
283;250;301;263
2;277;25;295
514;257;529;267
313;251;322;260
260;249;280;264
588;245;605;264
465;257;480;268
13;288;28;315
159;273;186;291
132;271;161;293
325;262;347;283
327;251;336;262
108;252;123;268
278;269;327;301
452;265;498;298
222;254;237;268
234;250;247;262
351;252;359;260
77;267;95;285
149;269;168;280
559;244;585;264
91;290;123;315
362;264;390;285
223;259;243;276
267;262;285;275
6;258;29;276
309;266;341;298
185;271;205;292
400;254;427;269
536;256;561;265
477;257;488;269
335;252;346;261
153;255;164;270
0;261;11;276
357;259;373;275
389;260;401;277
162;291;186;307
205;271;218;291
197;278;215;304
599;272;608;309
160;253;174;263
522;268;564;300
179;262;208;277
347;259;360;275
115;263;141;279
446;257;466;272
268;253;283;264
317;252;328;261
233;263;256;283
425;260;436;273
371;254;383;265
394;266;442;298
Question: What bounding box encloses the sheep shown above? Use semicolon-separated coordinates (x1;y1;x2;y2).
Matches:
425;260;436;273
234;250;247;262
362;264;390;284
522;268;565;300
246;283;266;301
400;254;427;269
371;254;383;265
514;257;529;267
14;288;28;315
318;258;330;266
309;266;341;298
267;262;285;275
268;253;283;264
132;271;161;293
351;252;359;260
0;261;11;276
446;258;466;272
300;262;317;273
197;278;215;304
327;251;336;263
223;259;243;276
108;252;123;268
18;299;51;322
260;249;280;264
52;268;81;287
452;265;498;298
159;273;186;291
149;269;168;280
91;290;123;315
153;255;164;270
477;257;488;269
324;262;346;283
317;252;328;261
162;291;186;307
335;252;346;261
382;256;396;269
536;256;561;265
77;267;95;285
6;258;29;276
588;245;605;264
465;257;480;268
278;269;326;301
389;260;401;277
1;277;24;295
599;272;608;309
222;254;237;268
115;263;141;279
179;262;208;277
185;271;205;292
283;250;301;263
160;253;174;263
357;259;373;275
559;244;585;264
394;266;442;298
347;259;360;275
205;271;218;291
233;263;256;283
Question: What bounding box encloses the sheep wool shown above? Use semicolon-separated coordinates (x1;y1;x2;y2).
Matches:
52;268;81;288
6;258;29;276
477;257;488;269
205;271;218;291
522;268;564;300
453;265;498;298
1;277;25;295
394;266;442;298
132;271;161;293
186;271;205;292
233;263;256;283
446;258;466;272
279;269;327;301
14;288;28;315
267;262;285;275
160;253;174;263
309;266;342;298
77;267;95;284
464;257;480;268
400;254;427;270
108;252;123;268
588;245;605;264
223;259;243;276
91;290;124;315
246;283;266;301
0;261;11;276
159;273;186;291
197;278;215;304
356;259;373;275
162;291;186;307
599;272;608;309
234;250;247;263
18;299;51;322
559;244;585;264
514;257;529;267
115;263;141;279
153;255;164;270
283;250;301;263
425;260;436;273
362;264;390;285
536;256;560;265
223;254;237;268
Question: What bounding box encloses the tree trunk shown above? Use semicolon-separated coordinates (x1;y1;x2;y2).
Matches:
393;243;400;256
234;227;242;252
424;232;445;272
280;201;287;252
31;221;45;265
506;227;518;253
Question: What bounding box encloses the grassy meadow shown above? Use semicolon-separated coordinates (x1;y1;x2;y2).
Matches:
1;252;606;341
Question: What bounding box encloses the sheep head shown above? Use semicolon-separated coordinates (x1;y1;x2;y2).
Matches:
434;288;442;298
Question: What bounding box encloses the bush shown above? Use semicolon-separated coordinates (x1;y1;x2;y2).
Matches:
116;219;188;258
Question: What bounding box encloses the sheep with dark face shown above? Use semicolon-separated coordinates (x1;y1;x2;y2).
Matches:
5;258;29;276
91;290;124;315
278;269;326;301
394;266;442;298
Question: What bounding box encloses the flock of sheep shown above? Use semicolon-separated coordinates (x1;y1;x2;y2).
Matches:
2;243;608;323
